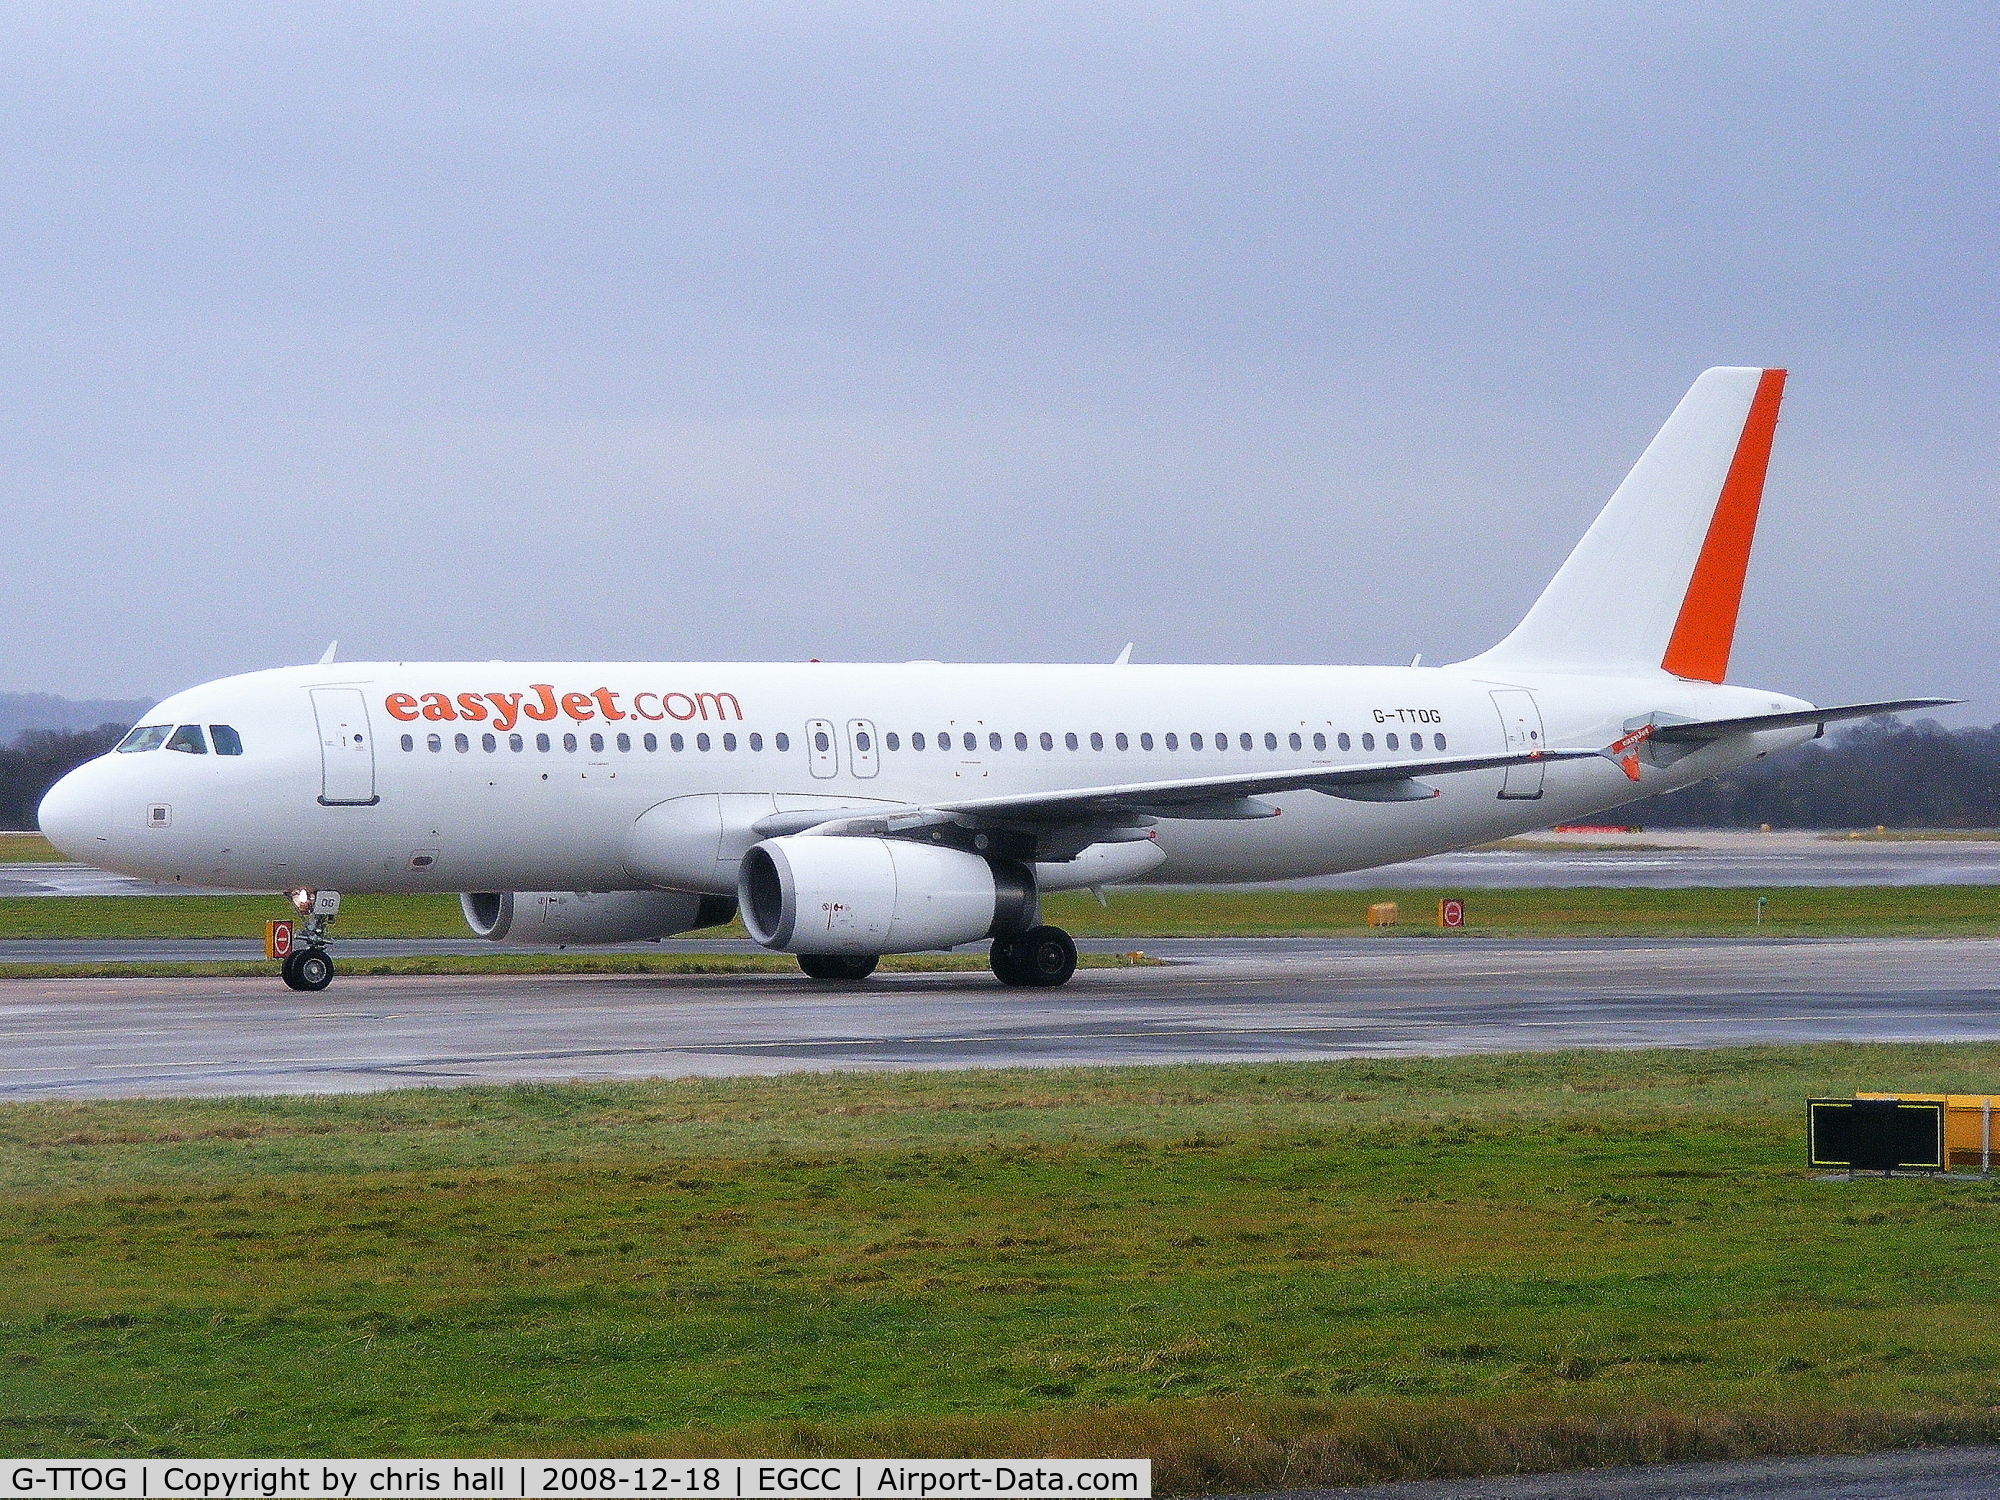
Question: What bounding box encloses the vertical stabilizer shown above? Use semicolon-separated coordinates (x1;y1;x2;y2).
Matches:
1465;366;1785;682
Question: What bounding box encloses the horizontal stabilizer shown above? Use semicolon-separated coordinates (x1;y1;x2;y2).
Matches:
1601;697;1960;781
1646;698;1960;742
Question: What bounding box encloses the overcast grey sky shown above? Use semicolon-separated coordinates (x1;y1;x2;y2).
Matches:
2;3;1993;717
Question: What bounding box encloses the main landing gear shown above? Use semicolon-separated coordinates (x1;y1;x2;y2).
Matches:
990;926;1078;988
276;889;340;992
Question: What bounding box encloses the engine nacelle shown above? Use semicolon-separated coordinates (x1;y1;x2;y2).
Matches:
738;836;1034;955
460;890;737;946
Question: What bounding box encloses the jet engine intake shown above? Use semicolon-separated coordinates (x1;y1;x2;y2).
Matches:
460;889;737;945
738;836;1034;955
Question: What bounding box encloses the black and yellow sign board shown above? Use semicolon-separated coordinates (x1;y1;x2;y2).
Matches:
1807;1098;1945;1172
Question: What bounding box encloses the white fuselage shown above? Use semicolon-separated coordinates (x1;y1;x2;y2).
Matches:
39;659;1813;894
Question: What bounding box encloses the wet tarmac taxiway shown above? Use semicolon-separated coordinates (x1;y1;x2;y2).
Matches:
2;935;1997;1098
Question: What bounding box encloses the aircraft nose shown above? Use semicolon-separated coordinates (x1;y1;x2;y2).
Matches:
38;761;114;860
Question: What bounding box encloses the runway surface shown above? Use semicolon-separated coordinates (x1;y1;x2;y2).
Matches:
1242;1443;2000;1498
3;935;1997;1099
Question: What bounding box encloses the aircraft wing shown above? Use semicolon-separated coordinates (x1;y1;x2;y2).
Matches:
924;745;1602;822
749;748;1604;857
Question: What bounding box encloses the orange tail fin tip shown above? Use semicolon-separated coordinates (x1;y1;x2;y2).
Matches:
1659;368;1786;683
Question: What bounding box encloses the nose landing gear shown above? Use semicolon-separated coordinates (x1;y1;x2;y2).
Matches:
274;889;341;991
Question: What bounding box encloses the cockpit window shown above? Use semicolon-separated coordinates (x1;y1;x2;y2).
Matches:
116;725;170;753
209;725;243;756
165;724;208;755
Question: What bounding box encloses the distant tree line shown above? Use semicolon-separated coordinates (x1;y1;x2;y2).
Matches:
2;725;127;832
2;715;1996;833
1624;717;2000;829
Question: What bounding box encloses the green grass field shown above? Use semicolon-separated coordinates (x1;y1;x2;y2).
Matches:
1;885;1993;942
7;1046;2000;1486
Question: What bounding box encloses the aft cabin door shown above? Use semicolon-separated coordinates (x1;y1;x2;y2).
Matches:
1490;689;1546;800
311;688;378;806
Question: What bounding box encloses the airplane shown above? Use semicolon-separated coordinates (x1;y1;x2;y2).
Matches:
37;367;1951;992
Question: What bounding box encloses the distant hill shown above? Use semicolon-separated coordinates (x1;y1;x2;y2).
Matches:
0;692;153;744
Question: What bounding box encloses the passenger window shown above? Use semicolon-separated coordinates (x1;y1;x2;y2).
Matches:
855;731;870;752
1386;733;1399;751
1015;732;1028;751
1338;733;1351;751
1090;732;1104;751
563;733;578;752
750;732;764;751
939;730;951;749
483;732;497;752
1065;732;1079;750
1240;733;1254;751
588;733;604;753
165;724;208;754
1313;732;1326;751
1410;732;1423;750
209;725;244;756
697;733;712;751
643;733;657;751
814;730;830;752
1190;732;1203;750
670;733;685;751
456;733;471;753
775;732;790;752
429;734;443;753
1140;732;1153;750
509;733;524;752
1215;732;1228;751
400;733;414;752
1263;732;1276;751
1115;732;1129;750
536;733;551;752
1435;732;1448;750
116;725;171;753
884;732;898;751
1288;732;1302;751
616;732;631;752
1165;732;1178;750
912;732;926;750
723;732;738;751
1040;732;1054;750
989;732;1002;751
963;732;977;752
1361;733;1374;751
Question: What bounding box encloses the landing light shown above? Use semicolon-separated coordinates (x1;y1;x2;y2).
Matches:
287;887;316;915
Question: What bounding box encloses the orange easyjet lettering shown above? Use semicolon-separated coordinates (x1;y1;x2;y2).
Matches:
695;691;742;721
384;684;744;729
